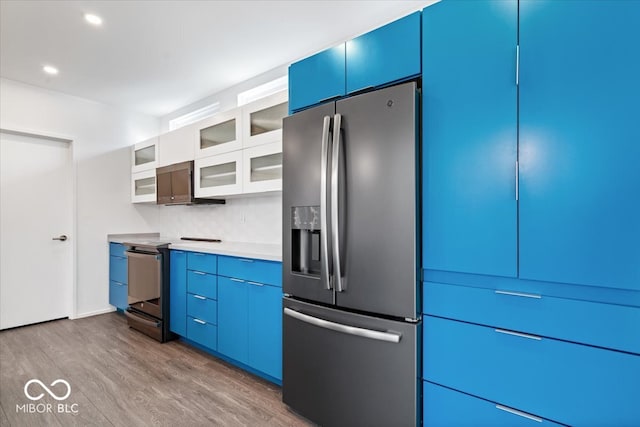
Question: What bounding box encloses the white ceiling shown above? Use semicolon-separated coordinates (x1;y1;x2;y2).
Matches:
0;0;435;117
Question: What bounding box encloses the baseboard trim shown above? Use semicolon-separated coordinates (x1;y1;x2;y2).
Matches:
71;307;116;319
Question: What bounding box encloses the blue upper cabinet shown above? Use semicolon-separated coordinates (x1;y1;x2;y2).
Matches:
289;11;422;112
289;44;346;112
422;1;518;277
346;11;421;94
518;0;640;291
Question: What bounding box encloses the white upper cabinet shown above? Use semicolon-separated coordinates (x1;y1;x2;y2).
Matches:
194;150;243;198
158;123;195;167
242;141;283;193
131;136;158;173
241;90;288;148
131;169;156;203
195;108;242;158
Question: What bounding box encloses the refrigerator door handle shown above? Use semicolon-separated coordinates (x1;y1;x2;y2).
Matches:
320;115;333;290
331;113;344;292
284;308;402;343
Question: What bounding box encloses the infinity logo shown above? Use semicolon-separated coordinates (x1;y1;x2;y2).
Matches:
24;379;71;401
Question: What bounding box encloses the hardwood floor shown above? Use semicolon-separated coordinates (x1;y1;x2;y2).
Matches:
0;313;312;427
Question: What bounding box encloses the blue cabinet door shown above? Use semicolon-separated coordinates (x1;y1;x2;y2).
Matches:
109;255;127;284
422;0;518;277
288;44;345;112
217;277;249;364
248;283;282;380
169;250;187;336
346;11;421;94
519;1;640;291
108;281;128;310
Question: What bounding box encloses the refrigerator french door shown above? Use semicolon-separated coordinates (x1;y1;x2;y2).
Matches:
282;81;421;427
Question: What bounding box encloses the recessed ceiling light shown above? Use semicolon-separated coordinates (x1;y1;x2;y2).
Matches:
43;65;59;75
84;13;102;26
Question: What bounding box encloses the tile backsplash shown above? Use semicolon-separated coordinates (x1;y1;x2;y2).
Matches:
135;194;282;244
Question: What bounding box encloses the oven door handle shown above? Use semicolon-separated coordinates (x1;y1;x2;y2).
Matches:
124;310;160;328
126;251;161;261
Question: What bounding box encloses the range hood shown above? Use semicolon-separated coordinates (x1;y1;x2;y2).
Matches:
156;161;225;206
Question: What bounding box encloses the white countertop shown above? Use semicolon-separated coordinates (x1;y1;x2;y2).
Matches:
107;233;282;262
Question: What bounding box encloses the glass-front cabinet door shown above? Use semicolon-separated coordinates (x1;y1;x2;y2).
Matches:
131;169;156;203
131;137;158;173
242;141;282;193
195;108;242;158
242;91;288;148
195;151;243;197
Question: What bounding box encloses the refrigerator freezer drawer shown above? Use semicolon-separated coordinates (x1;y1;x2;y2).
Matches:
283;298;420;427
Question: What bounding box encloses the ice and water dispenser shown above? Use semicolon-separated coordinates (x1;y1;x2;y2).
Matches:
291;206;321;276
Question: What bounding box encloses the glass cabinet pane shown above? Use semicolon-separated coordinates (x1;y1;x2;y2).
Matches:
250;152;282;182
135;176;155;196
201;162;236;188
200;119;236;150
250;102;287;136
135;145;155;166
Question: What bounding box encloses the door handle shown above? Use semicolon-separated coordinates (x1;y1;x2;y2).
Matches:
331;113;344;292
320;115;333;291
52;235;68;241
284;308;401;343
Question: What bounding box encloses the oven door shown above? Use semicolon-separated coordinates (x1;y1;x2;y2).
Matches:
127;250;162;318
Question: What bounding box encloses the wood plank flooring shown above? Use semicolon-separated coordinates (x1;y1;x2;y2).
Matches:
0;312;312;427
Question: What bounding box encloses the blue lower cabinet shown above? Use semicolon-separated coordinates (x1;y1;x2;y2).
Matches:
170;250;187;336
248;283;282;380
109;255;127;285
423;381;563;427
186;316;217;350
217;276;249;364
186;293;217;325
423;316;640;426
218;256;282;287
108;281;127;310
186;252;217;275
187;270;217;300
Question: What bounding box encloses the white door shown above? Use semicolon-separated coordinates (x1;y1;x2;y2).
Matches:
0;131;73;330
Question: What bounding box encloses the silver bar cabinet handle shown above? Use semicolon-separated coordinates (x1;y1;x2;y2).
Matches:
516;45;520;86
331;113;344;292
496;404;542;423
284;308;401;343
192;318;206;325
495;290;541;299
193;295;206;300
247;281;264;287
320;115;332;290
230;278;245;283
495;328;542;341
515;160;519;201
193;271;206;275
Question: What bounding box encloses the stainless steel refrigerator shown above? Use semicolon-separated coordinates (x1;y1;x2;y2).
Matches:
282;81;421;427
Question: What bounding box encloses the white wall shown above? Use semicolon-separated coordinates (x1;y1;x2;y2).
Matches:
0;78;160;318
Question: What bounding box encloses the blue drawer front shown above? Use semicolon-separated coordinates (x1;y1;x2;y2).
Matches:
187;317;217;350
218;256;282;286
109;255;127;284
187;251;217;274
424;281;640;354
109;280;128;310
186;294;217;325
187;270;217;300
346;11;421;94
288;44;346;112
423;381;563;427
423;316;640;426
109;242;126;258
